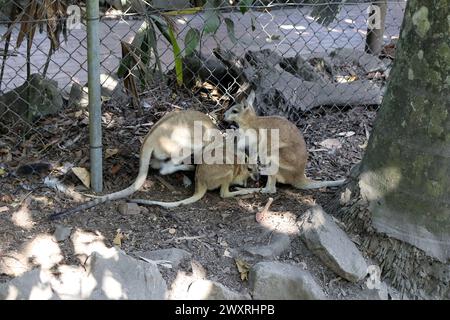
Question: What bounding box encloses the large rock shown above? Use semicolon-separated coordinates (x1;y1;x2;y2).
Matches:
249;262;325;300
0;268;53;300
0;74;63;122
86;248;167;299
244;233;291;259
298;206;368;282
187;279;250;300
0;247;167;300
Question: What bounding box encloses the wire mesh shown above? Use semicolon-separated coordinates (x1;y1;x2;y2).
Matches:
0;0;406;175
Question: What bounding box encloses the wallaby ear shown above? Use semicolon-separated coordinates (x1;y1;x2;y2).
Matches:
245;90;256;109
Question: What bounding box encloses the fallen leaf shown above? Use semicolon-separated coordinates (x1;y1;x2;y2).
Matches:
71;167;90;188
113;230;124;247
111;163;122;175
105;148;119;159
0;168;6;177
337;131;355;138
319;138;342;150
0;206;9;213
0;195;13;203
235;258;250;281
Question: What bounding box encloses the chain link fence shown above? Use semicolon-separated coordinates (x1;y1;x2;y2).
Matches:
0;0;405;178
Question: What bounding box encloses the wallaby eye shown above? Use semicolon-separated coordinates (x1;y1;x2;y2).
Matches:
232;109;238;114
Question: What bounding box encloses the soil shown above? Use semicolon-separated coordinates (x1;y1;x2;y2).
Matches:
0;85;379;299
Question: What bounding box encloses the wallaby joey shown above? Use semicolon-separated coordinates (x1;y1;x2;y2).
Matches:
223;91;346;193
50;110;218;219
130;160;260;208
130;137;261;208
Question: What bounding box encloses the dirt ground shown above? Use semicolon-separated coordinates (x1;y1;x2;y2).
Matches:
0;85;379;299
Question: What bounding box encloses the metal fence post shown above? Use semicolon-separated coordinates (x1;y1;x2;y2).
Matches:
86;0;103;192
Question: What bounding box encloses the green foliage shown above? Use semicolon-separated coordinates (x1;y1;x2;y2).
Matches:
118;0;252;87
224;18;237;44
185;28;201;56
168;25;183;86
308;0;344;27
239;0;253;14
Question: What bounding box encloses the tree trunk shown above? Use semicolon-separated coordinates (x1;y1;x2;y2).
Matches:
365;0;387;55
338;0;449;299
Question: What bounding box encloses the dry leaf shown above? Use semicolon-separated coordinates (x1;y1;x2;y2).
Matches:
71;167;90;188
0;195;13;203
0;206;9;213
235;258;250;281
111;164;122;175
113;230;124;247
105;148;119;159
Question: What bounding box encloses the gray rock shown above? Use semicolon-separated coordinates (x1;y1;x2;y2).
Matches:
118;202;142;215
0;74;63;122
0;248;167;300
244;233;291;259
0;268;53;300
357;282;402;300
87;249;167;299
138;248;192;269
330;48;387;73
187;279;251;300
53;225;72;242
298;206;368;282
69;74;127;109
68;82;89;108
249;262;325;300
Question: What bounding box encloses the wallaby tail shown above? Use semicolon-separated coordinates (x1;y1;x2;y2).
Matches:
295;177;346;190
129;184;207;208
49;146;154;220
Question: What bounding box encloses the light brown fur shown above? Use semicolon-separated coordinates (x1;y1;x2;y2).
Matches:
224;91;346;193
50;110;218;219
130;157;260;208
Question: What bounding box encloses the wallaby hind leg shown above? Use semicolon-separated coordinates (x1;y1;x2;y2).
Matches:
220;184;260;198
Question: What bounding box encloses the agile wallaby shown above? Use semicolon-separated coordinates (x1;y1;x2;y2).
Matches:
130;134;260;208
223;91;346;193
50;110;217;219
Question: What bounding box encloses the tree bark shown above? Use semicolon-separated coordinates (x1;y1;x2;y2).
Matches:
335;0;449;298
359;0;449;263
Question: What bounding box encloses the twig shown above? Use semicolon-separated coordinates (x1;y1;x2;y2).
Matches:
255;197;274;223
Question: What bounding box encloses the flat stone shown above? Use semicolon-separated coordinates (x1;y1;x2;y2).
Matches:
244;233;291;259
53;225;72;242
118;202;142;215
298;206;368;282
0;268;53;300
187;279;251;300
1;247;167;300
249;262;326;300
86;248;167;299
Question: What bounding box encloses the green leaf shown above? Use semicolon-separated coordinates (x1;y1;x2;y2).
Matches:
184;28;200;56
239;0;253;14
168;25;183;86
203;9;220;35
224;18;237;44
310;1;343;27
